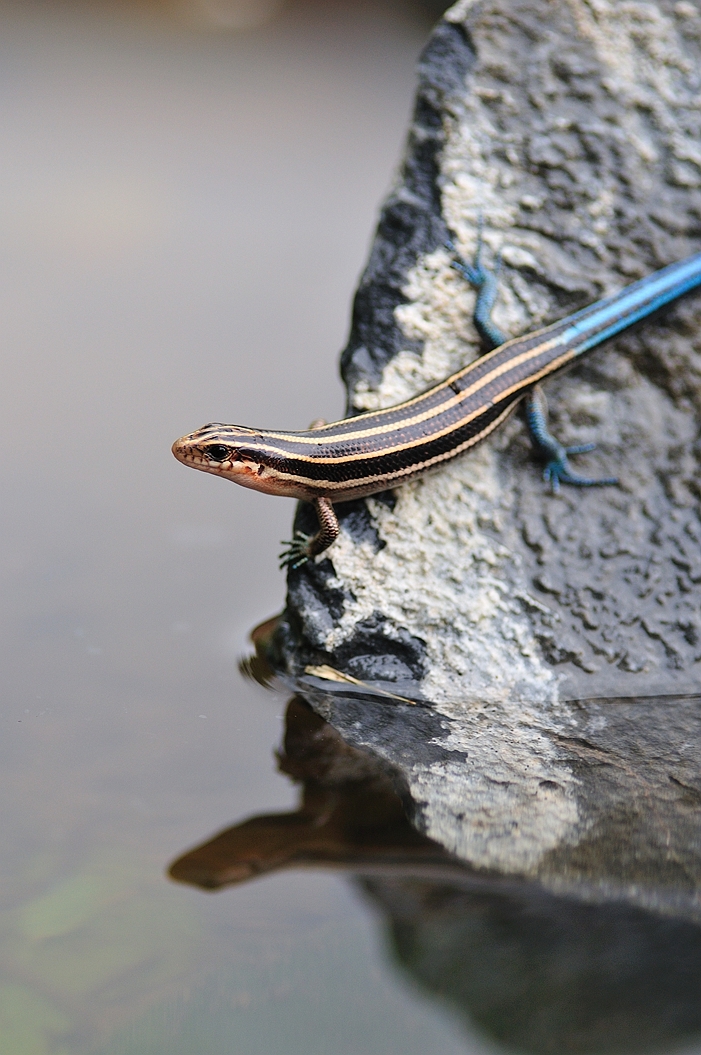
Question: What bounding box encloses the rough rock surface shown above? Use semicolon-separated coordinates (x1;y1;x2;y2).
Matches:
269;0;701;889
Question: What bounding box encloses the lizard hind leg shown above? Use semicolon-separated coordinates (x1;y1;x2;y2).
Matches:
448;225;619;495
525;387;618;494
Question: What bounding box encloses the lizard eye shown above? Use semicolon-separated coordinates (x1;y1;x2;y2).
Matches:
205;444;230;462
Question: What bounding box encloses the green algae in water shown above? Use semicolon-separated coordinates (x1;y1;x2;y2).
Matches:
2;850;202;1052
0;984;72;1055
98;900;468;1055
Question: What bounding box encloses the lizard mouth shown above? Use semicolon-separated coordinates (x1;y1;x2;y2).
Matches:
171;436;201;466
171;437;228;471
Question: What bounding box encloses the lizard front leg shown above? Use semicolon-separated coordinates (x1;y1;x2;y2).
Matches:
279;497;339;569
448;230;618;493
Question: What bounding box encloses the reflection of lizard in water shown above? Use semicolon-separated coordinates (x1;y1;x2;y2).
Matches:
170;696;701;1055
169;696;456;890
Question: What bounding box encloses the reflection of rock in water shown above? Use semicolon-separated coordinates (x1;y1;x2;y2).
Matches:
362;875;701;1055
169;696;457;889
170;695;701;1055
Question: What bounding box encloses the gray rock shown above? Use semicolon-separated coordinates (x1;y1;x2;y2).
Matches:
269;0;701;894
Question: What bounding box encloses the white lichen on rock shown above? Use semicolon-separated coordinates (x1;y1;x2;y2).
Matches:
324;450;559;708
351;246;480;413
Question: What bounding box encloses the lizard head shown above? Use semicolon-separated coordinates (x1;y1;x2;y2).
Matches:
172;423;265;486
171;422;299;496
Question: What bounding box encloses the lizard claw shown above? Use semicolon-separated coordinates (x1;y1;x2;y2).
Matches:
543;444;618;494
279;531;313;570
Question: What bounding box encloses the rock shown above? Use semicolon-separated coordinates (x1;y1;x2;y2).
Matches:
278;0;701;703
267;1;701;890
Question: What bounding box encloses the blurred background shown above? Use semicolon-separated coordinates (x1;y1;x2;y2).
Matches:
131;0;448;30
0;2;505;1054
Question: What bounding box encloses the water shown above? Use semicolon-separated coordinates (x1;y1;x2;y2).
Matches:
0;1;479;1051
3;3;701;1053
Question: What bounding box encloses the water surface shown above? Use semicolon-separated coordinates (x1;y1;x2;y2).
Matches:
0;2;484;1051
